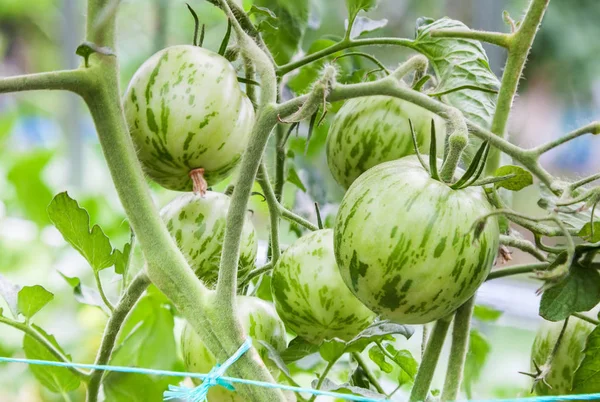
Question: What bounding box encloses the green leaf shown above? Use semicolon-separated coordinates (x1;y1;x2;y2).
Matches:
345;0;378;26
249;5;277;19
463;328;491;398
0;274;20;318
383;345;418;382
578;222;600;243
540;264;600;321
347;16;388;39
252;0;309;65
103;373;166;402
23;324;80;393
573;324;600;393
368;346;393;373
281;336;320;363
345;321;414;354
473;305;503;322
114;242;132;276
258;340;293;378
286;166;307;192
349;364;371;389
538;183;594;232
413;17;500;161
315;378;386;399
48;192;115;273
493;165;533;191
319;338;346;363
58;272;107;311
6;150;54;227
104;288;180;399
17;285;53;319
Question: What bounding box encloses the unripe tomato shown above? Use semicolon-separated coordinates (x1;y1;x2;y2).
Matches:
271;229;375;344
334;156;499;324
124;45;254;191
161;191;257;286
181;296;290;401
326;96;446;189
531;313;598;395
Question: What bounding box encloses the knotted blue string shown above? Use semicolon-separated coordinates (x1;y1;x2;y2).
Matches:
163;337;251;402
3;341;600;402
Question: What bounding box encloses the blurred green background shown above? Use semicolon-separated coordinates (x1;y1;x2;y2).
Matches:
1;0;599;400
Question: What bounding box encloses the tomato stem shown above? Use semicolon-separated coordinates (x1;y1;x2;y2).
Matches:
87;272;150;401
486;0;550;175
409;316;452;402
189;168;208;196
442;297;475;401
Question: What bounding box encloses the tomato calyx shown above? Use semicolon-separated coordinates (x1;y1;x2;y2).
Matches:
189;168;208;196
519;359;552;393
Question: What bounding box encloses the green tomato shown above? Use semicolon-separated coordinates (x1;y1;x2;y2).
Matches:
161;191;257;286
531;316;597;395
181;296;290;401
334;156;499;324
326;96;446;189
271;229;375;344
124;45;254;191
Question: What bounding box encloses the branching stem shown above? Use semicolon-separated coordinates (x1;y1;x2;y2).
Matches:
0;316;90;380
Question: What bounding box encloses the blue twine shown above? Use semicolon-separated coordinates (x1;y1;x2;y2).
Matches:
2;337;600;402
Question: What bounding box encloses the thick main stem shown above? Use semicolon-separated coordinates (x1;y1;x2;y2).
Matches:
442;297;475;401
409;317;452;402
486;0;549;174
87;272;150;402
83;2;285;400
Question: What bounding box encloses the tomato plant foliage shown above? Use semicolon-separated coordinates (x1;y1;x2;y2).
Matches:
2;0;600;400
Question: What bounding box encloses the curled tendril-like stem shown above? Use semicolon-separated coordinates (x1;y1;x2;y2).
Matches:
189;168;208;196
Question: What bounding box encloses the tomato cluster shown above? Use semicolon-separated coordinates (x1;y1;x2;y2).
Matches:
125;44;500;398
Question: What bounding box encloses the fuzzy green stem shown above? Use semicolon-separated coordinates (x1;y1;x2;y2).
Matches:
390;55;428;82
335;52;390;74
500;234;547;261
275;124;287;202
486;0;549;174
430;29;511;48
572;312;600;326
94;272;115;312
0;316;89;380
82;2;284;400
0;70;91;94
277;37;415;76
570;173;600;191
217;0;276;106
533;122;600;155
308;358;339;402
87;272;150;402
486;262;550;280
257;163;281;263
352;352;387;395
240;262;273;287
442;297;475;401
409;316;452;402
280;207;319;231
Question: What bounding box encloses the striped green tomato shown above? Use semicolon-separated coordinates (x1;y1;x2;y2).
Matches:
161;191;257;286
334;155;499;324
181;296;291;401
271;229;375;344
326;96;446;189
124;45;254;191
531;315;597;395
